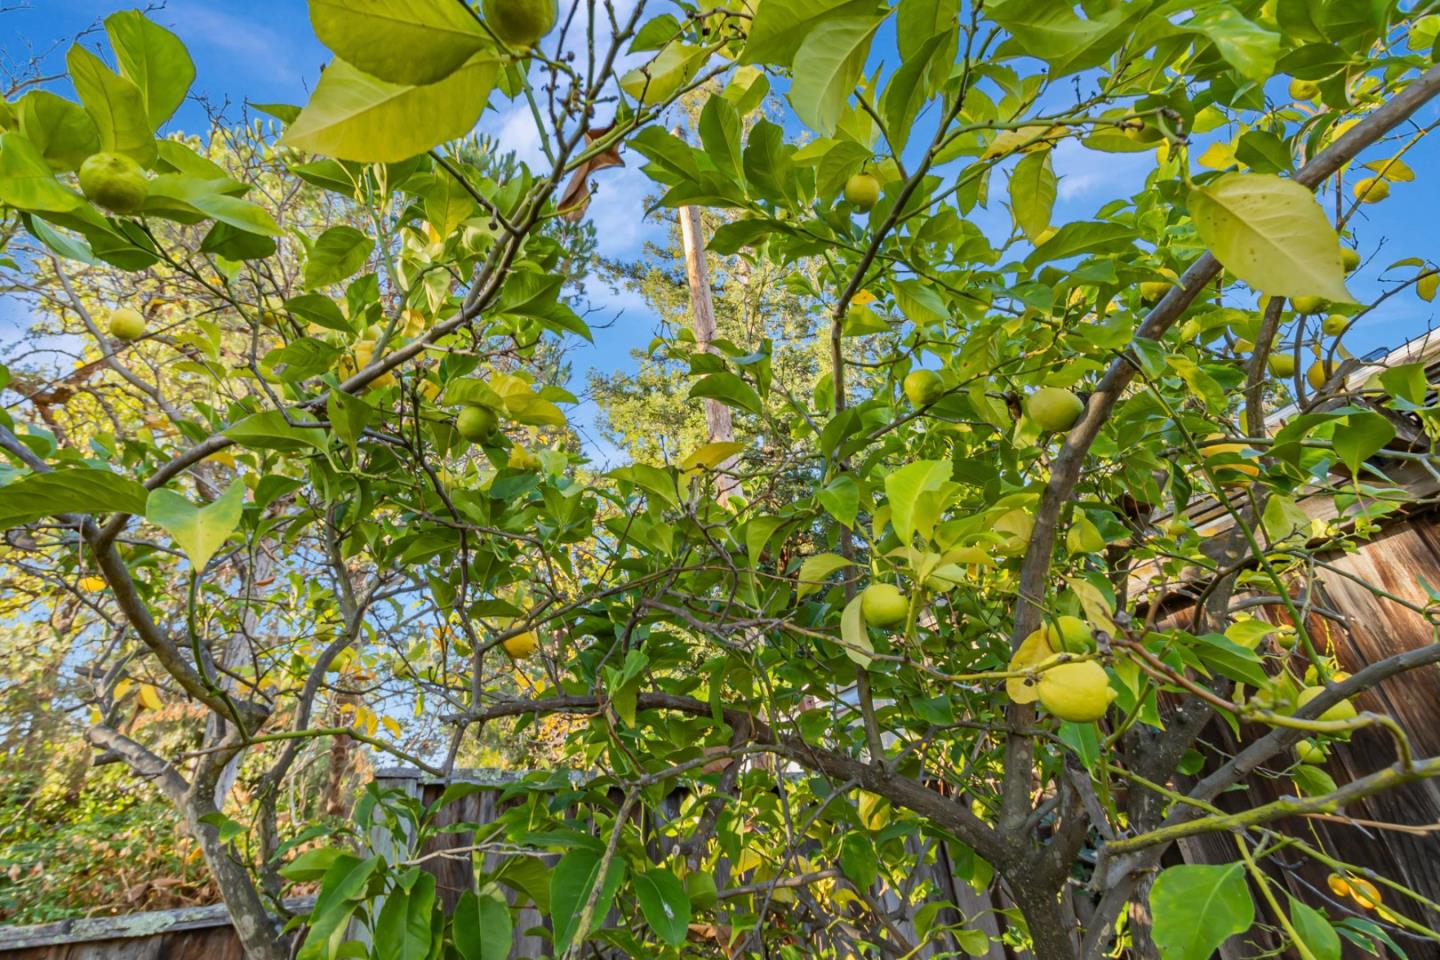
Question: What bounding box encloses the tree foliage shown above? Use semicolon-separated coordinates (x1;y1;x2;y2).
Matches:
2;3;1440;960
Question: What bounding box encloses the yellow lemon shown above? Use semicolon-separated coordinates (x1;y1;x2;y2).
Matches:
1139;280;1170;303
502;630;540;659
1036;659;1115;722
1267;353;1296;377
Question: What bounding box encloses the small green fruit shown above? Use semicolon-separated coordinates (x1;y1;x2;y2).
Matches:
1322;314;1348;336
1295;740;1327;765
482;0;557;46
1297;685;1358;723
456;404;498;442
860;583;907;628
903;369;945;407
1288;78;1320;101
78;152;148;214
108;307;146;341
1290;295;1327;314
1267;353;1296;377
1340;247;1361;273
1045;615;1094;654
1026;386;1084;432
1139;281;1170;304
844;172;880;211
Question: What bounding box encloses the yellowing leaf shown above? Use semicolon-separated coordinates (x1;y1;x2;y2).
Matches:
681;441;746;471
1196;141;1236;170
983;125;1068;160
1006;630;1053;704
138;683;163;711
78;575;107;591
1418;272;1437;302
381;715;403;737
1190;173;1353;303
281;55;498;163
1365;157;1414;182
839;592;873;668
1067;577;1117;635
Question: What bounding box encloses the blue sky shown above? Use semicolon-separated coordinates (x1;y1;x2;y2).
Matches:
3;2;1438;463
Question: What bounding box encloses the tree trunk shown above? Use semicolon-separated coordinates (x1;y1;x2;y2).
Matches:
677;199;740;501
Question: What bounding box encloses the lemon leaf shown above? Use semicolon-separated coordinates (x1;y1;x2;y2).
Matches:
840;592;873;668
1190;172;1353;303
681;441;746;471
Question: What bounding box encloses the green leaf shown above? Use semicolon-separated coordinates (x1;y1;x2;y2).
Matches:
104;11;195;127
1334;412;1394;475
788;16;882;135
881;32;948;154
619;42;709;105
1189;173;1353;303
698;94;743;181
633;869;691;946
281;55;498;163
1379;363;1427;406
145;481;246;572
745;515;786;564
797;552;855;597
839;591;873;667
1191;633;1269;688
1150;863;1255;960
309;0;490;85
1289;896;1341;960
305;225;374;288
1023;220;1136;268
299;854;379;959
1178;7;1280;83
818;474;859;528
66;45;156;164
327;390;374;454
549;849;625;955
0;132;85;213
1010;149;1056;241
373;872;435;960
689;372;762;415
740;0;880;67
279;847;348;882
884;459;951;544
224;410;329;452
197;811;247;844
0;467;148;526
892;279;948;326
454;889;512;960
145;175;281;236
17;91;100;172
1293;764;1339;797
840;833;878;888
987;0;1138;77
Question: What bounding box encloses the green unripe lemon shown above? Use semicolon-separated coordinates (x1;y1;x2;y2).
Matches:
860;583;907;628
1290;295;1327;314
78;152;148;214
1295;740;1327;765
456;404;498;442
1045;615;1094;654
1026;386;1084;432
903;369;945;407
1267;353;1296;377
844;172;880;211
1340;247;1361;273
1037;659;1115;722
108;307;146;341
482;0;557;46
1288;78;1320;101
1322;314;1348;336
1297;685;1357;723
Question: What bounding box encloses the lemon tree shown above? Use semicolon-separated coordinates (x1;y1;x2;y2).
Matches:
2;4;1440;960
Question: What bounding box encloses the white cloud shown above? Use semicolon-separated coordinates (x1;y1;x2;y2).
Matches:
1051;138;1156;203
